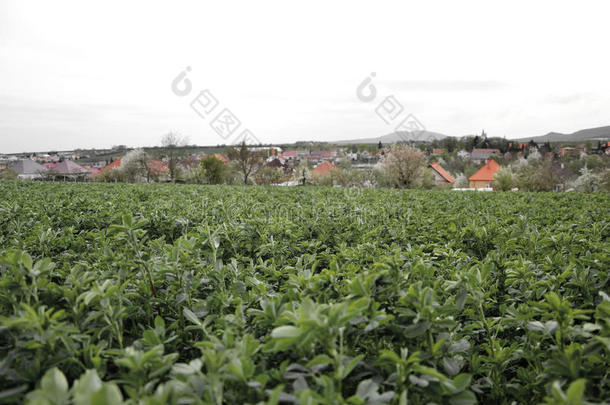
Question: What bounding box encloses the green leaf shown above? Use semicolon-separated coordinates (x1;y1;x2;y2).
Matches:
413;365;447;381
526;321;546;332
154;315;165;329
72;370;102;405
451;374;472;393
404;322;430;337
306;354;333;367
442;358;461;376
121;214;133;228
21;252;33;270
449;390;477;405
566;379;586;405
228;357;246;380
355;379;379;399
551;381;567;401
90;384;123;405
271;325;301;339
40;368;68;405
455;289;468;311
341;355;363;379
183;308;201;326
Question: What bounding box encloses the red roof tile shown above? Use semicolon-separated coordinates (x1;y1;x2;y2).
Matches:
429;162;455;183
214;153;230;163
312;161;337;176
100;158;122;173
469;160;501;181
148;160;169;173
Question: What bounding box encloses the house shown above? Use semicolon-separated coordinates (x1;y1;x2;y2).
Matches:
306;151;324;163
432;148;443;155
312;161;338;177
266;155;285;164
214;153;230;163
281;151;298;160
36;153;52;162
266;158;292;174
470;149;501;161
9;160;48;179
182;155;202;169
52;160;89;178
87;168;102;178
469;160;501;189
147;160;170;181
376;147;391;157
42;162;59;170
148;160;169;173
99;158;122;173
559;146;578;157
92;161;107;169
429;163;455;184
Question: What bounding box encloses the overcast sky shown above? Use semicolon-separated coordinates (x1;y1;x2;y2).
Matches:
1;0;608;153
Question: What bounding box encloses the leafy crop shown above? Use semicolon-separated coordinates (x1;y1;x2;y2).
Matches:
0;181;608;404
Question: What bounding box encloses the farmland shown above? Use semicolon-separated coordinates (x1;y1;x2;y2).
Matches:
0;181;608;404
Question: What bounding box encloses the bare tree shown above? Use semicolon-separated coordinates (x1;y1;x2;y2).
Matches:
161;132;188;182
227;141;263;185
384;144;427;188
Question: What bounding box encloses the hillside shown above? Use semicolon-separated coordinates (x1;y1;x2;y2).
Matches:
336;125;610;145
513;125;610;143
336;130;447;144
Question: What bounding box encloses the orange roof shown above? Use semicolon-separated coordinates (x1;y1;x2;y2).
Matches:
429;162;455;183
148;160;169;173
469;160;501;181
312;161;337;176
99;158;122;173
214;153;230;163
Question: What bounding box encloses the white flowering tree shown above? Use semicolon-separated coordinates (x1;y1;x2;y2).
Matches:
121;148;151;182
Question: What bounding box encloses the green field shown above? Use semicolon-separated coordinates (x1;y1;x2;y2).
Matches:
0;182;609;404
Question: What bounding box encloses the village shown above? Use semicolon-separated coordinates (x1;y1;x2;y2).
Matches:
1;135;609;192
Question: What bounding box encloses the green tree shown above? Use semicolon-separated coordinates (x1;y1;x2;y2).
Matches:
227;141;263;185
255;166;285;185
515;159;558;191
0;168;18;180
199;155;227;184
492;168;515;191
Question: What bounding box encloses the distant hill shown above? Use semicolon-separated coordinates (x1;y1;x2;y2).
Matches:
336;130;447;144
513;125;610;143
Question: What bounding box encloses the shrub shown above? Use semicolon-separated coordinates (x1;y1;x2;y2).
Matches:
199;155;228;184
383;145;426;188
0;168;18;180
515;159;558;191
492;168;515;191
